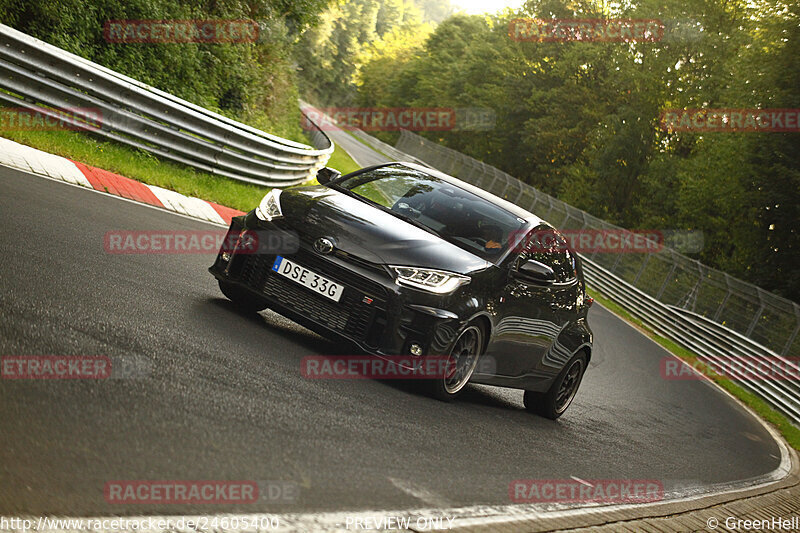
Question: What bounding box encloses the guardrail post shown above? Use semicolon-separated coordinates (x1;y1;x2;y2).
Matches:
656;263;678;300
713;285;733;321
512;177;524;204
632;253;651;286
609;246;625;273
783;323;800;356
746;303;766;337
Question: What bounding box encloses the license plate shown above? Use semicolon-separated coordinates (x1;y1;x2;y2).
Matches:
272;256;344;302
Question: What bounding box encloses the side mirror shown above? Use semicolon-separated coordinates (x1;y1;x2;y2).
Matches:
513;259;557;285
317;167;341;185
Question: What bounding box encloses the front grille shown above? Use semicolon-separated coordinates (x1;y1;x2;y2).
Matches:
290;249;388;302
236;250;388;344
240;253;272;291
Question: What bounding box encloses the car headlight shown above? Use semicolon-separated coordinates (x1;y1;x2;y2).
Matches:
255;189;283;221
390;266;470;294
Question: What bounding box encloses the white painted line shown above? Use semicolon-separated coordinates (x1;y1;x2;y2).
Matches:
389;477;451;508
593;302;793;479
0;137;91;188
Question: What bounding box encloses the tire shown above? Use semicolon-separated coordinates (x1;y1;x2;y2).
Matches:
428;323;485;402
524;351;587;420
218;280;268;313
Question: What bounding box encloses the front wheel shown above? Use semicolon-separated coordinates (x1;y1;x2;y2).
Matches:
218;280;268;313
428;323;484;402
524;351;586;420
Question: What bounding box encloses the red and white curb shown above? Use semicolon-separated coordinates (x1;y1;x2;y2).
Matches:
0;137;244;225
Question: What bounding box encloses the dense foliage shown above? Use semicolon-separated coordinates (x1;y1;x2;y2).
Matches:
0;0;331;139
326;0;798;301
295;0;451;105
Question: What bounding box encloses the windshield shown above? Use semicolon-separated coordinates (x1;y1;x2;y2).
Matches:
336;165;527;262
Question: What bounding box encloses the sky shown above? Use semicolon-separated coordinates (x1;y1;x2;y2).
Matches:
450;0;526;15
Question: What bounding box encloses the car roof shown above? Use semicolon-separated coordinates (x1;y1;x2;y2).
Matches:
350;161;544;227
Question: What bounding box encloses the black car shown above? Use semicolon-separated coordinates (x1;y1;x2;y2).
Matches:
209;162;593;419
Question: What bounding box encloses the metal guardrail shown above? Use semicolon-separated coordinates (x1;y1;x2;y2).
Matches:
0;24;332;187
584;261;800;425
344;127;800;425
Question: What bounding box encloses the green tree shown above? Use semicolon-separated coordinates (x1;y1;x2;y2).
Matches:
353;0;800;299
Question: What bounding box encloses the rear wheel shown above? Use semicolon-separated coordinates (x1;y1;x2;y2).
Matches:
429;323;484;401
218;280;268;313
524;351;586;420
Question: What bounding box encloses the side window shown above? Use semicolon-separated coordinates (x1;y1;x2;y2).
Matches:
520;225;577;283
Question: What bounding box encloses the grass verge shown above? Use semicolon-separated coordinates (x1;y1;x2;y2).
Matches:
1;129;361;212
587;287;800;452
325;141;360;176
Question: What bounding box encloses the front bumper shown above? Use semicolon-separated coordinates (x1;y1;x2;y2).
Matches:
209;214;466;358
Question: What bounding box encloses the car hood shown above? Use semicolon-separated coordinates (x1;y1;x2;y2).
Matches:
279;186;491;274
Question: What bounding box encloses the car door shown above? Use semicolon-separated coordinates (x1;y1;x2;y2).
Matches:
488;225;580;387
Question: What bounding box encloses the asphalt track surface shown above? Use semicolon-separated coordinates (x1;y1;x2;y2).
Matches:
302;103;393;168
326;127;392;168
0;166;782;517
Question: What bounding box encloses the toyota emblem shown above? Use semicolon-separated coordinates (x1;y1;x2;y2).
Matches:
314;237;334;255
